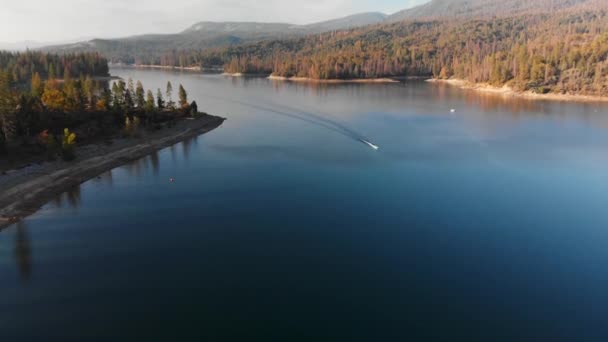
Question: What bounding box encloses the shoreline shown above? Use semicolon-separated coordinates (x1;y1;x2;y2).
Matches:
222;72;271;77
428;78;608;103
268;75;400;84
0;115;225;227
133;64;200;71
127;64;224;73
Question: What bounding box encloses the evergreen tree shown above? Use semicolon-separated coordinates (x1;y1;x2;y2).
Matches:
48;64;56;80
178;84;188;109
135;81;145;109
190;101;198;116
31;72;43;97
166;81;175;110
97;88;112;111
83;76;96;110
62;78;77;111
124;89;134;112
145;90;155;113
0;71;17;143
17;94;38;138
115;80;126;110
128;78;135;96
111;82;121;111
156;88;165;110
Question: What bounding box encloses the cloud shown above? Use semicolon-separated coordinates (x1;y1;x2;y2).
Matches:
0;0;428;43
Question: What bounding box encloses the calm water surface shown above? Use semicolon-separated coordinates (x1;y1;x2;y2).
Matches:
2;69;608;341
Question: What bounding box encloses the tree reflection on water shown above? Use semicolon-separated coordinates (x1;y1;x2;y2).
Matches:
14;221;31;281
52;184;82;210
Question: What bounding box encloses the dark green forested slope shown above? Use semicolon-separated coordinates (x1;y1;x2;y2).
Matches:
198;5;608;96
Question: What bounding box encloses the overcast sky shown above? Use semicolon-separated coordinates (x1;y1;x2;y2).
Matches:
0;0;428;43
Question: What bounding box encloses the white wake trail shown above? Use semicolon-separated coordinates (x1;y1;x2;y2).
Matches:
360;139;380;150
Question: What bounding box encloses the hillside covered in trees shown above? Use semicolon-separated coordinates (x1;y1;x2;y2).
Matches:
0;52;200;160
0;51;109;84
386;0;600;21
28;0;608;97
192;1;608;96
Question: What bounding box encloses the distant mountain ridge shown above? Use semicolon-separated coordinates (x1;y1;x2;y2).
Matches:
0;37;96;52
181;13;388;35
42;12;389;63
39;0;606;64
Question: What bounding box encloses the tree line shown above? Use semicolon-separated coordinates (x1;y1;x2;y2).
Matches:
0;51;109;84
0;60;197;159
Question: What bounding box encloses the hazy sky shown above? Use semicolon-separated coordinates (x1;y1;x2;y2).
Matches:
0;0;428;43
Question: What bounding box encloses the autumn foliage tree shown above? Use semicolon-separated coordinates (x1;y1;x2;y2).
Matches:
41;79;66;111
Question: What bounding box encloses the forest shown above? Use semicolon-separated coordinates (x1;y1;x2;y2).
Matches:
0;51;109;84
0;52;198;160
170;5;608;96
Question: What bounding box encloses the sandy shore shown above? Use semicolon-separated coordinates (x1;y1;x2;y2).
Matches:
222;72;272;77
428;78;608;103
0;114;225;227
131;65;224;73
268;75;400;84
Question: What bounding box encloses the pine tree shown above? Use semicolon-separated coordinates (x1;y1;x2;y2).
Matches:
145;90;155;113
31;72;43;97
190;101;198;116
156;88;165;110
111;82;121;111
135;81;145;109
128;78;135;96
62;78;78;112
166;81;175;110
48;64;56;80
97;88;112;111
0;71;17;143
115;80;126;110
178;84;188;109
124;89;134;112
83;76;96;110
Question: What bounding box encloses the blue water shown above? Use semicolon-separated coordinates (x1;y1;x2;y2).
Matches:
2;69;608;340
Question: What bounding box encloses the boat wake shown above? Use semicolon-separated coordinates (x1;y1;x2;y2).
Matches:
206;94;380;151
360;139;380;150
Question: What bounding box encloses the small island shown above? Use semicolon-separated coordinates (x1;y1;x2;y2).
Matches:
0;52;225;224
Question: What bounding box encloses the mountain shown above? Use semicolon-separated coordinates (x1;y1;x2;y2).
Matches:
197;0;608;97
181;13;388;36
387;0;597;21
41;0;606;66
0;41;46;51
0;37;97;52
180;22;294;36
301;12;388;32
43;12;388;64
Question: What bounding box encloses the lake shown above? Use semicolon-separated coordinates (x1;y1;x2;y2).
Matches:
2;68;608;341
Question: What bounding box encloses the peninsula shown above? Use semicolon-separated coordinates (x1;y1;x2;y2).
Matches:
0;51;225;226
